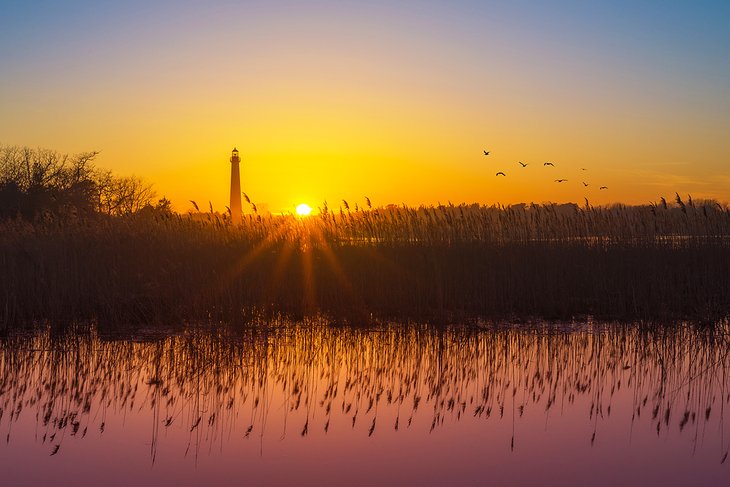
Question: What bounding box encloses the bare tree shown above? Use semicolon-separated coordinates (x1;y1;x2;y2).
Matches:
94;170;156;216
0;145;156;219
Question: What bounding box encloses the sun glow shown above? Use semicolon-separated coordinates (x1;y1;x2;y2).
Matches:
296;203;313;217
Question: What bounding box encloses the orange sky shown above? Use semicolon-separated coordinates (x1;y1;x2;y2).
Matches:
1;2;728;213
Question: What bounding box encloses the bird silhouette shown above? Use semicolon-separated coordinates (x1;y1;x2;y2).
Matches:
496;172;506;176
518;161;528;167
582;182;589;187
580;168;587;171
555;179;568;183
544;162;554;166
600;186;608;190
483;150;490;156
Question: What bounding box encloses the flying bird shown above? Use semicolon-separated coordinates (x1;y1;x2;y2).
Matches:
496;172;506;176
600;186;608;190
555;179;568;183
518;161;528;167
483;150;490;156
544;162;554;166
580;168;587;171
582;182;589;187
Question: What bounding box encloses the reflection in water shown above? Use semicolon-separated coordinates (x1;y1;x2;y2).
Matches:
1;321;729;484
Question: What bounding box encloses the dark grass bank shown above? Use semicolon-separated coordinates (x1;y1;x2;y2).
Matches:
2;201;730;327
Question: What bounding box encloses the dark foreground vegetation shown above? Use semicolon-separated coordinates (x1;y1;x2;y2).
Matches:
2;145;730;327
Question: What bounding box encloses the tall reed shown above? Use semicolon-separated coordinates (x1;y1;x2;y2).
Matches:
1;199;729;326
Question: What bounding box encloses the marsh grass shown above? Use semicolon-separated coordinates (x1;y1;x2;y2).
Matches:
1;199;730;327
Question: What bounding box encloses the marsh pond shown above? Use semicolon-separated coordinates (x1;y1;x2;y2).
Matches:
1;320;728;486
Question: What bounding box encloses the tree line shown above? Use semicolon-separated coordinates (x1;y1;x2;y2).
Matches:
0;145;169;220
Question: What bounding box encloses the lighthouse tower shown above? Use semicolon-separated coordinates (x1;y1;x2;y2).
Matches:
229;148;242;223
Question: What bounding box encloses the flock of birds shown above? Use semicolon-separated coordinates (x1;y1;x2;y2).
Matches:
484;149;608;190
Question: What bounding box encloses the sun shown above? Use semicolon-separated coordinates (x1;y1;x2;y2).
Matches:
296;203;313;217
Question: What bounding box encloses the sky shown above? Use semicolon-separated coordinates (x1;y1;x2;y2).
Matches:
1;0;729;213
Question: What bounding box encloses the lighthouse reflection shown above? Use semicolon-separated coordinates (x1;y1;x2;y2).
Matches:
1;321;729;486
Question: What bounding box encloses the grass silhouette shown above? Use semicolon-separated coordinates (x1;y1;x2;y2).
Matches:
1;198;730;327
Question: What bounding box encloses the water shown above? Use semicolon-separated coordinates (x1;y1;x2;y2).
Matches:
1;321;728;486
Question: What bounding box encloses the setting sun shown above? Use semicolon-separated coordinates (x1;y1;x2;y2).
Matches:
295;203;312;217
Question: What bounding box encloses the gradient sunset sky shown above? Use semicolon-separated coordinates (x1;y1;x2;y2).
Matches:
2;1;729;213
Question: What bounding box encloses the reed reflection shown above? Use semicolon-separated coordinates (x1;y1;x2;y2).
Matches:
1;321;729;464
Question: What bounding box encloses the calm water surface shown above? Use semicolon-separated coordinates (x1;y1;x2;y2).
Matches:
1;321;729;486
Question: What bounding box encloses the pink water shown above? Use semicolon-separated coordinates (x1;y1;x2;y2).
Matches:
1;323;728;486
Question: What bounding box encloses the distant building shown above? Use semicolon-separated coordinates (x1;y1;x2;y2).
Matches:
230;148;242;223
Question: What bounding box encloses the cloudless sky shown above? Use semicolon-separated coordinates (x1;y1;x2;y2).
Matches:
1;0;729;213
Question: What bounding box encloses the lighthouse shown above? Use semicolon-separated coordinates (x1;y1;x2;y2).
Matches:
229;148;242;223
